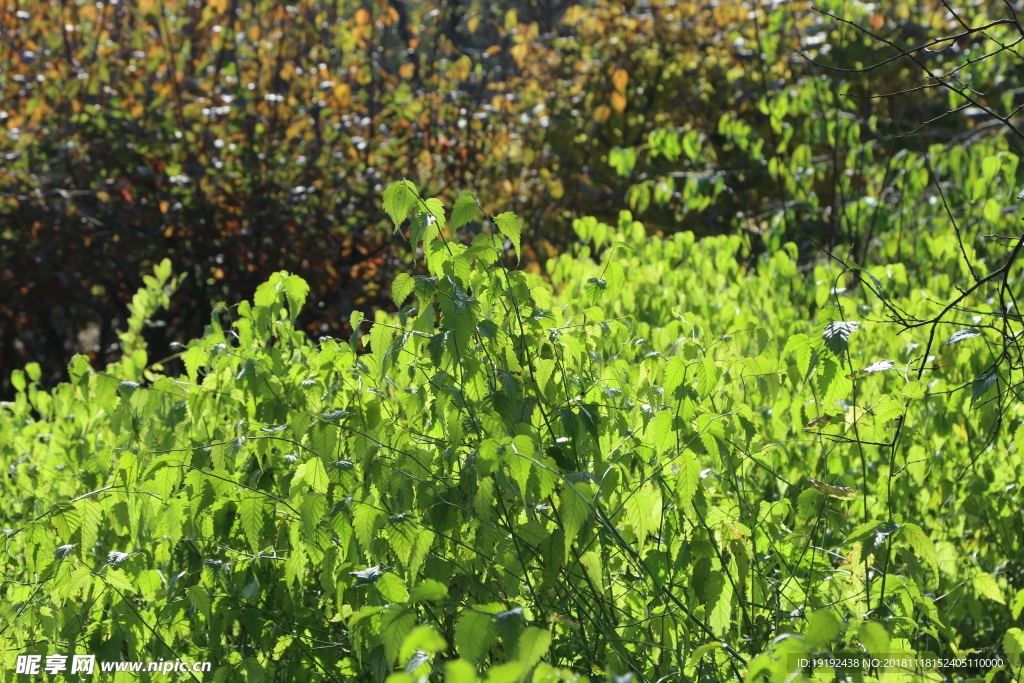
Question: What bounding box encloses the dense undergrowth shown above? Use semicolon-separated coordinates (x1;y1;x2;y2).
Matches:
2;181;1023;682
3;0;1015;397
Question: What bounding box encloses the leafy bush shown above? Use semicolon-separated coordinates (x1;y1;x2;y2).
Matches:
3;182;1023;682
6;0;988;398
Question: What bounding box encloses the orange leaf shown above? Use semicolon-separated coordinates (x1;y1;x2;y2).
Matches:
159;201;170;214
355;8;370;26
399;63;415;79
869;13;884;30
610;91;627;113
485;45;502;57
612;68;628;93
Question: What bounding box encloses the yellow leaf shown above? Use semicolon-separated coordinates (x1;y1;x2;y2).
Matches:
610;92;627;113
96;191;111;203
468;15;480;34
333;83;351;107
562;5;584;25
593;104;611;123
355;8;370;26
207;0;227;15
504;8;517;29
485;45;502;57
138;0;156;17
399;63;415;80
612;68;628;93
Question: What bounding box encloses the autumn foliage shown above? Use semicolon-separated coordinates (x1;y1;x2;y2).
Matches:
0;0;999;395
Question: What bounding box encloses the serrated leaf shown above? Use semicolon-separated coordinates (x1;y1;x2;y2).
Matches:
604;262;625;298
424;197;446;228
376;572;409;603
353;505;382;551
392;273;415;307
494;212;522;263
382;180;418;229
409;212;440;248
872;394;904;422
663;356;687;394
187;585;211;614
559;483;592;561
456;609;496;663
238;497;266;552
104;568;135;594
973;573;1006;604
706;570;733;637
675;454;700;511
516;627;551;674
381;607;417;665
945;328;982;346
410;579;448;603
1004;628;1024;667
971;372;997;404
822;320;860;356
451;191;479;230
901;522;938;579
695;358;716;396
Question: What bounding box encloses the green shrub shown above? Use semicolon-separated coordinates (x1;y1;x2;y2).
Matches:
2;181;1023;682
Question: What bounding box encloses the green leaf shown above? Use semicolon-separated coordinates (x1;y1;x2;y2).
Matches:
187;585;211;614
675;453;700;511
456;609;496;663
900;522;939;580
493;212;522;263
424;197;447;228
516;627;551;674
1004;628;1024;669
238;497;266;552
973;573;1006;604
871;394;904;423
604;262;625;298
353;504;382;551
376;572;409;603
410;579;449;603
444;660;478;683
784;333;812;378
971;372;997;405
558;484;592;561
451;191;479;230
409;212;440;248
382;180;419;229
695;357;716;396
306;454;333;497
822;320;860;356
858;621;890;656
706;570;733;637
392;273;415;307
381;607;417;665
